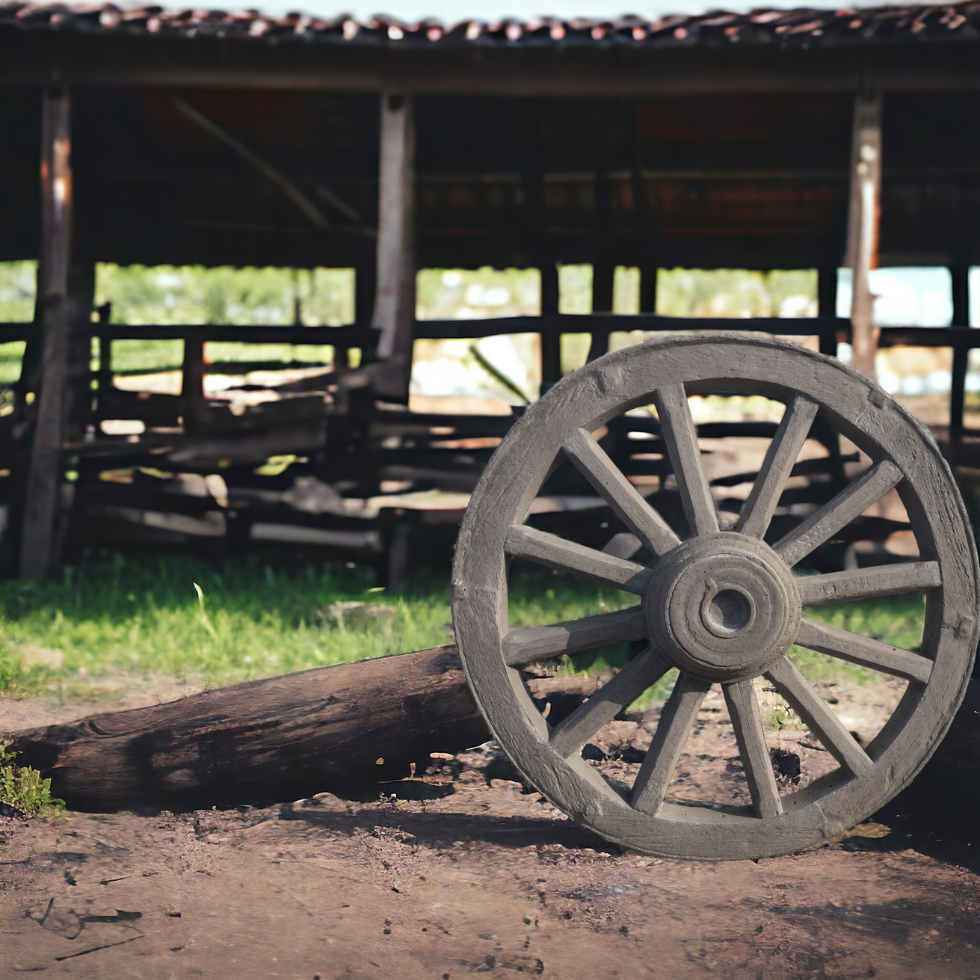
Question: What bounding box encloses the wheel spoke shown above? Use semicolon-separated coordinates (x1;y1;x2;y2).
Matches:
602;532;642;560
795;618;933;683
505;525;654;594
631;672;711;815
798;561;940;606
549;647;671;758
723;679;782;819
774;460;903;568
563;427;681;556
503;607;648;667
766;658;874;777
737;395;819;539
654;384;719;538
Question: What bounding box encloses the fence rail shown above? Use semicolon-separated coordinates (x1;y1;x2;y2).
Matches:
2;314;979;448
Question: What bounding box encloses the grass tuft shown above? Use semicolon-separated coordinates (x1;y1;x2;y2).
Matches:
0;743;65;817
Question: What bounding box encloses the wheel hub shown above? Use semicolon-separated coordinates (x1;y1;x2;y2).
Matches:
646;533;801;682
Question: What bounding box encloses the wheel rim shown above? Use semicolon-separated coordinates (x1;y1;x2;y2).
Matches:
452;335;979;861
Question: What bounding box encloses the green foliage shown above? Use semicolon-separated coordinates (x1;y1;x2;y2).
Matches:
0;261;37;322
614;266;642;314
205;341;336;366
416;267;541;320
0;341;25;384
558;265;593;315
0;742;65;817
95;264;354;326
656;268;818;319
93;264;354;374
110;339;184;373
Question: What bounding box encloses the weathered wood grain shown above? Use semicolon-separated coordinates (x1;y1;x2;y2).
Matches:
452;335;979;860
4;645;490;812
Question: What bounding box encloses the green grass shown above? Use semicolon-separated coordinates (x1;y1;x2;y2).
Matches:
788;592;925;684
0;557;450;697
0;559;653;699
0;556;927;707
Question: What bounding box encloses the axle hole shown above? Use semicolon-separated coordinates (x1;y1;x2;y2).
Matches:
706;589;752;634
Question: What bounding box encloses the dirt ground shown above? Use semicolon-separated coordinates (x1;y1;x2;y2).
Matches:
3;673;980;980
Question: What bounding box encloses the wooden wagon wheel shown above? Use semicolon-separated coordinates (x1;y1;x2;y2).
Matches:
451;335;979;860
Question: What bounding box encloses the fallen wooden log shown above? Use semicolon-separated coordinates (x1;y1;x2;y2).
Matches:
4;644;492;812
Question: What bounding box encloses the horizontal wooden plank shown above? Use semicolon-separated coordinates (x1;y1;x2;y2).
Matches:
413;314;847;340
3;318;978;351
100;324;379;345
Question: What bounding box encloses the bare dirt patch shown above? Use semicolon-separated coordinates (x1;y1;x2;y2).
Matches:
2;781;979;979
2;674;977;979
0;673;206;732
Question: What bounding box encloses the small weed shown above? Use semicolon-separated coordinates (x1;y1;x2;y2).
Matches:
0;743;65;818
764;707;801;730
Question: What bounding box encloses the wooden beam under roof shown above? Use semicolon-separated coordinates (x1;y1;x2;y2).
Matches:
7;34;980;94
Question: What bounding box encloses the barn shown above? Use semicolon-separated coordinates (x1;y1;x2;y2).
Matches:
2;0;980;581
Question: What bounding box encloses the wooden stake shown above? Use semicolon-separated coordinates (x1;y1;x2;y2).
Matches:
373;94;415;400
20;86;73;579
845;93;882;378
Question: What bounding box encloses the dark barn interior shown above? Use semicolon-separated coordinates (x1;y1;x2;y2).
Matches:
3;2;980;583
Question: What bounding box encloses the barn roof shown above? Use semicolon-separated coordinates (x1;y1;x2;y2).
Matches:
2;0;979;48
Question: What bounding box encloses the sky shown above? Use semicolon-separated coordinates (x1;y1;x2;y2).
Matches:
76;0;872;25
274;0;848;21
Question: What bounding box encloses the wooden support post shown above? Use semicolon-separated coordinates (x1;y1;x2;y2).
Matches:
62;262;95;445
817;265;838;319
587;261;614;361
181;336;207;434
20;86;73;579
353;259;376;362
540;262;560;387
96;302;112;416
950;345;968;445
845;92;882;378
372;94;415;400
639;266;658;315
817;265;839;356
951;263;970;327
950;264;969;444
